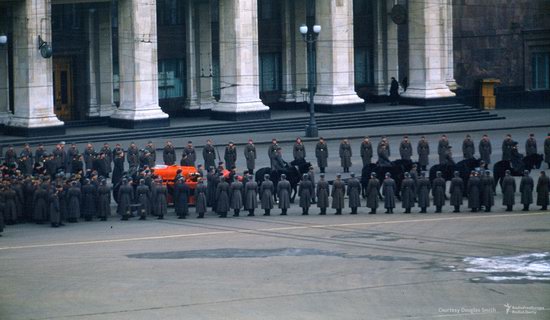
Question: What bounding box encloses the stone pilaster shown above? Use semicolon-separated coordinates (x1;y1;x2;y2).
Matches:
371;0;399;98
97;5;116;117
0;36;11;125
184;0;200;110
109;0;169;129
279;0;300;104
401;0;455;104
5;0;64;136
197;1;216;110
315;0;364;112
444;0;456;90
211;0;270;121
87;8;100;118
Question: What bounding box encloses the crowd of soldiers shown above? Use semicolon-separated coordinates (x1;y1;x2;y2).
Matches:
1;132;550;236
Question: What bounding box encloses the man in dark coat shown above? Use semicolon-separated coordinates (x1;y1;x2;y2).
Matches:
360;137;373;166
502;170;516;211
438;135;450;165
230;176;244;217
244;139;257;175
154;180;168;219
480;170;495;212
299;174;313;215
525;133;537;156
347;173;361;214
67;143;79;174
203;139;217;170
462;134;475;159
19;144;34;175
378;144;391;167
136;179;151;220
83;143;96;171
224;142;237;170
479;134;492;164
4;145;17;165
544;133;550;169
432;171;446;213
417;136;430;171
194;178;208;218
144;141;156;167
206;168;218;208
127;142;139;170
244;175;258;216
117;179;134;220
315;137;328;173
339;139;352;173
316;174;329;215
536;171;549;210
366;172;381;214
34;144;45;165
520;170;534;211
331;174;345;215
97;179;111;221
450;171;464;213
174;178;190;219
378;136;391;157
467;171;481;212
293;137;306;162
183;141;197;167
67;181;81;223
272;148;288;174
502;134;515;161
401;172;416;213
163;141;176;165
260;174;275;216
81;179;97;221
389;77;399;105
49;188;61;228
399;136;413;161
100;143;113;174
382;173;397;213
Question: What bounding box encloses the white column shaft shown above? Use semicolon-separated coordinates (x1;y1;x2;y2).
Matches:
98;5;116;117
87;9;100;117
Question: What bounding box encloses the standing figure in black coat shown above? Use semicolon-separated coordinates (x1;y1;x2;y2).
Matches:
462;134;475;159
183;141;197;167
481;170;495;212
97;179;111;221
67;182;81;222
244;139;257;175
360;137;373;166
224;142;237;170
502;170;516;212
536;171;549;210
33;184;49;223
450;171;464;213
163;141;176;165
81;179;97;221
432;171;446;213
467;171;481;212
479;135;492;164
203;139;217;170
389;77;399;105
136;179;151;220
382;173;397;213
174;178;190;219
520;170;534;211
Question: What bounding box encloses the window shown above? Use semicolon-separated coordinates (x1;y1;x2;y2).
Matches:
158;59;185;99
532;52;549;90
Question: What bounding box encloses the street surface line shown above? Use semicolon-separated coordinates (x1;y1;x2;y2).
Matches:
0;211;547;251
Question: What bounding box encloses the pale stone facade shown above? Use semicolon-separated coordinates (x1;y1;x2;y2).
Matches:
0;0;457;135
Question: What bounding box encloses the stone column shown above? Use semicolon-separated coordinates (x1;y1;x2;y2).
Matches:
279;0;299;103
444;0;456;90
401;0;455;103
197;1;216;110
315;0;364;112
97;4;116;117
6;0;64;136
211;0;270;121
110;0;169;128
0;36;11;125
87;8;100;117
371;0;399;98
185;0;200;110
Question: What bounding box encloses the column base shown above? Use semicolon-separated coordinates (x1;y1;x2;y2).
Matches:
314;93;365;113
98;104;116;117
109;117;170;129
211;101;270;121
401;86;457;106
109;104;170;128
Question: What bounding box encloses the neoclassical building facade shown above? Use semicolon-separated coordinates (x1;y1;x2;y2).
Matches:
0;0;456;136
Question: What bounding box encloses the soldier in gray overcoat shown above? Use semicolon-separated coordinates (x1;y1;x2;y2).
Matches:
97;179;111;221
544;134;550;169
244;175;258;216
462;134;475;159
417;172;431;213
339;139;352;173
480;170;495;212
316;174;330;215
224;142;237;170
401;172;416;213
479;135;492;164
136;179;151;220
299;174;313;215
417;136;430;171
163;141;176;165
3;185;17;224
154;180;168;219
277;174;291;215
366;172;381;214
174;178;190;219
467;171;481;212
502;170;516;211
502;134;515;161
347;173;361;214
382;173;397;213
360;137;373;166
315;137;328;173
331;174;346;215
215;176;230;218
525;134;537;156
268;139;279;168
195;178;208;218
438;135;450;164
293;138;306;162
203;139;217;170
399;136;413;161
183;141;197;166
520;170;534;211
536;171;549;210
308;166;316;203
67;182;81;222
260;174;275;216
81;179;97;221
230;177;243;217
206;168;218;208
244;139;257;174
118;179;133;220
49;188;61;228
450;171;464;212
432;171;446;213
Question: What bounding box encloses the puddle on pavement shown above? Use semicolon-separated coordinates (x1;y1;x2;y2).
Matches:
331;231;401;242
451;252;550;283
524;229;550;233
127;248;418;262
